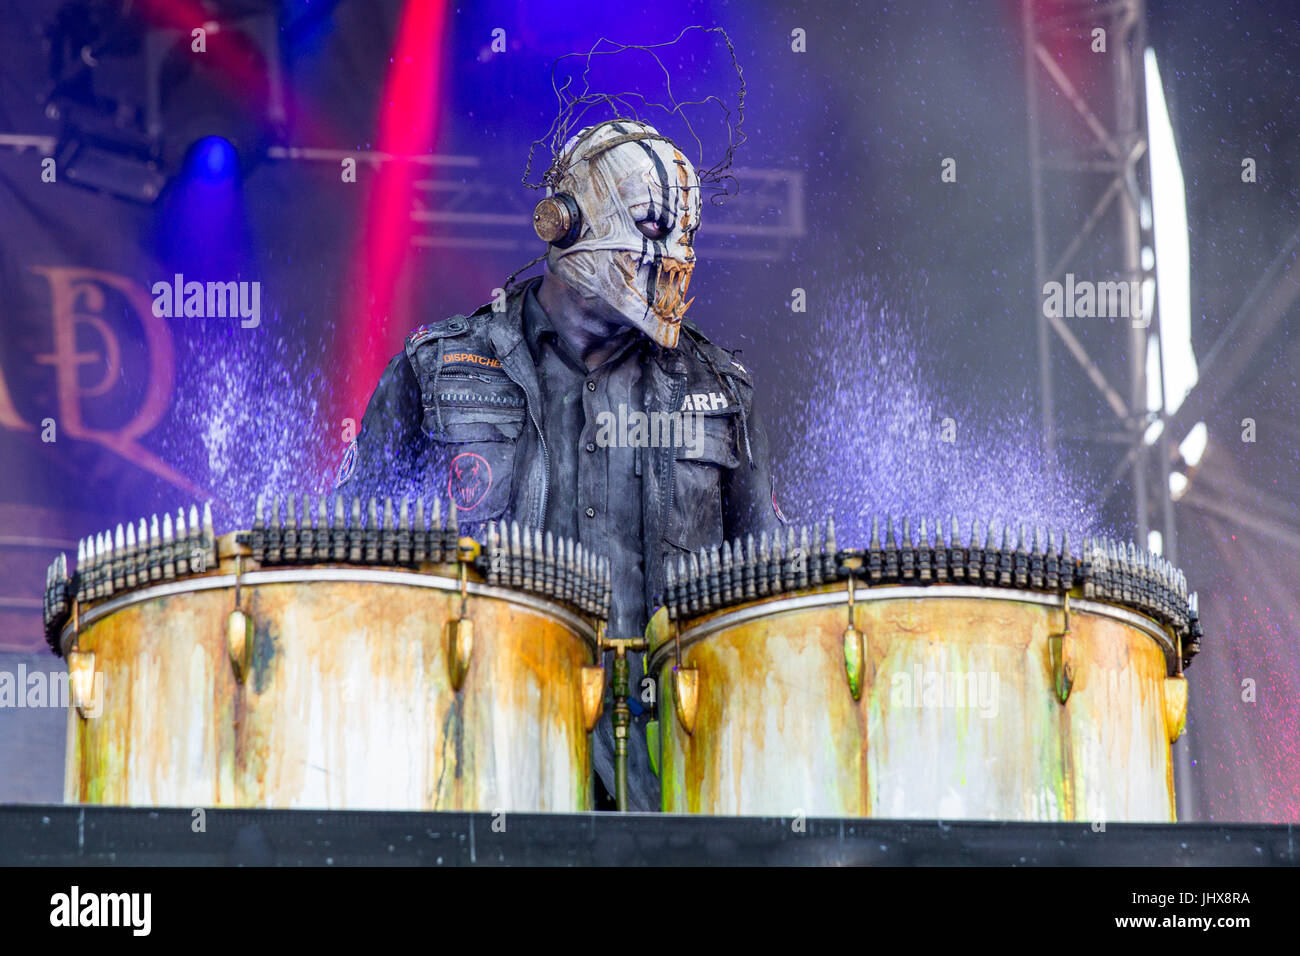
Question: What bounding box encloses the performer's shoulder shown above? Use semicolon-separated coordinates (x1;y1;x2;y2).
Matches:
402;301;500;352
680;320;754;385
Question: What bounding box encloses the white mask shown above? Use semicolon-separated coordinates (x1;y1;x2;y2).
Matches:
543;120;702;348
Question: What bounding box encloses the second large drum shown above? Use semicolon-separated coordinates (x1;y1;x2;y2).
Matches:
648;521;1198;821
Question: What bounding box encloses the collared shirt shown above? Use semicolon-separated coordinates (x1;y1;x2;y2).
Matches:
522;285;648;640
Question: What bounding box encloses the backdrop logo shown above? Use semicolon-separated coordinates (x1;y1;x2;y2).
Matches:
0;267;198;494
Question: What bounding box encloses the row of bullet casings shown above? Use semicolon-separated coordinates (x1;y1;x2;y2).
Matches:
481;520;612;620
248;494;462;567
247;495;612;620
663;516;1202;664
43;503;219;653
664;519;841;619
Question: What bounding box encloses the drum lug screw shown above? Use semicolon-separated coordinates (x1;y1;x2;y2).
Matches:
1162;674;1188;744
227;555;254;684
446;617;474;692
837;572;868;697
446;561;474;692
580;665;605;732
1048;592;1074;704
581;623;606;733
645;719;661;778
844;626;865;702
672;666;700;736
843;574;866;701
1162;632;1188;744
67;649;97;719
227;610;253;684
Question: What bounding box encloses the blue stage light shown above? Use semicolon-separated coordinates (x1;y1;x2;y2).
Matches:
189;136;238;181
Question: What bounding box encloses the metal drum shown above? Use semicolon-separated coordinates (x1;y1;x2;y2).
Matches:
648;518;1202;821
44;497;610;812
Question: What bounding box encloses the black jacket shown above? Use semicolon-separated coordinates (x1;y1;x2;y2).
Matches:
340;276;783;612
338;276;784;809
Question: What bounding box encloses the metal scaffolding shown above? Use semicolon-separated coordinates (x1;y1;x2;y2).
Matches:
1022;0;1193;818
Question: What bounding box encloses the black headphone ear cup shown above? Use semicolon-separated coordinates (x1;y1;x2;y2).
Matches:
532;193;582;248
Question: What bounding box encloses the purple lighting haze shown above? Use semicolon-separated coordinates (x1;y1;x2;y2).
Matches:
771;277;1106;547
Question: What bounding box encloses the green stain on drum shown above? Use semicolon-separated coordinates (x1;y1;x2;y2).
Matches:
646;719;661;777
251;615;277;694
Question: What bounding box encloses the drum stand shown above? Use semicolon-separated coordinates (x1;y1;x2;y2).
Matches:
597;632;647;812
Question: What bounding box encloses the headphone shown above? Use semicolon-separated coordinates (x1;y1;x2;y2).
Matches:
532;193;582;248
531;121;681;249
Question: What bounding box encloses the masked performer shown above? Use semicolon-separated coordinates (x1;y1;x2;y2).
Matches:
338;119;784;810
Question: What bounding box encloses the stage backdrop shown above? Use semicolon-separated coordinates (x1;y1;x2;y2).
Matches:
1;0;1297;823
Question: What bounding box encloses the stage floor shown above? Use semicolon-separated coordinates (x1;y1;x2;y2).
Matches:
1;806;1294;866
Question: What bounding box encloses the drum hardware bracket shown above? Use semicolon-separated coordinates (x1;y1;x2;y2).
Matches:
1048;591;1075;705
227;555;254;684
65;596;87;719
658;605;700;739
446;559;474;692
580;665;605;732
1162;632;1188;744
67;648;96;719
645;719;661;778
456;536;480;565
580;621;607;732
842;572;867;701
600;629;649;812
672;666;700;738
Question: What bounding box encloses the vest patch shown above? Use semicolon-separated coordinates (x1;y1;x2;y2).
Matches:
448;451;493;511
680;391;729;412
335;439;357;487
443;351;501;369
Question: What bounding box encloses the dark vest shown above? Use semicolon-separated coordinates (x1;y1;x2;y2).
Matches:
399;277;765;612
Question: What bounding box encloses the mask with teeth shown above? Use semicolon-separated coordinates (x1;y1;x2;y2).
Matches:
544;120;702;348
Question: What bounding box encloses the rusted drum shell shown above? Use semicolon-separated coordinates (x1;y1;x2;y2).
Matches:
649;584;1180;821
61;568;596;811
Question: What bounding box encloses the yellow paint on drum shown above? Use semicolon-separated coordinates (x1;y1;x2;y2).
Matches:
655;587;1179;821
63;572;594;811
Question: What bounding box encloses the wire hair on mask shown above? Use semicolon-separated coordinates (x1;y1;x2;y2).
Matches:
521;25;746;206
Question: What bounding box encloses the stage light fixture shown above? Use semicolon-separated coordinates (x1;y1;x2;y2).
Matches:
42;2;285;203
56;129;167;203
187;135;239;182
144;10;286;184
43;2;165;203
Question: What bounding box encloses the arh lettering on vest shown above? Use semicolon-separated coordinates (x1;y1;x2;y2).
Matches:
680;391;728;412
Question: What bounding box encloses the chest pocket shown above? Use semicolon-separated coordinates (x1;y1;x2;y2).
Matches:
425;373;526;520
663;410;740;553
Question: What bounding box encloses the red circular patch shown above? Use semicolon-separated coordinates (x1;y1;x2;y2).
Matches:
448;452;492;511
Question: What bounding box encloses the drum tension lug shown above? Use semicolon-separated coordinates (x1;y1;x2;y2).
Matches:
672;666;700;736
843;572;866;701
645;719;661;778
580;665;605;732
1049;592;1074;705
447;560;474;692
580;622;606;732
1163;633;1188;744
662;608;700;737
67;648;97;719
227;555;253;684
